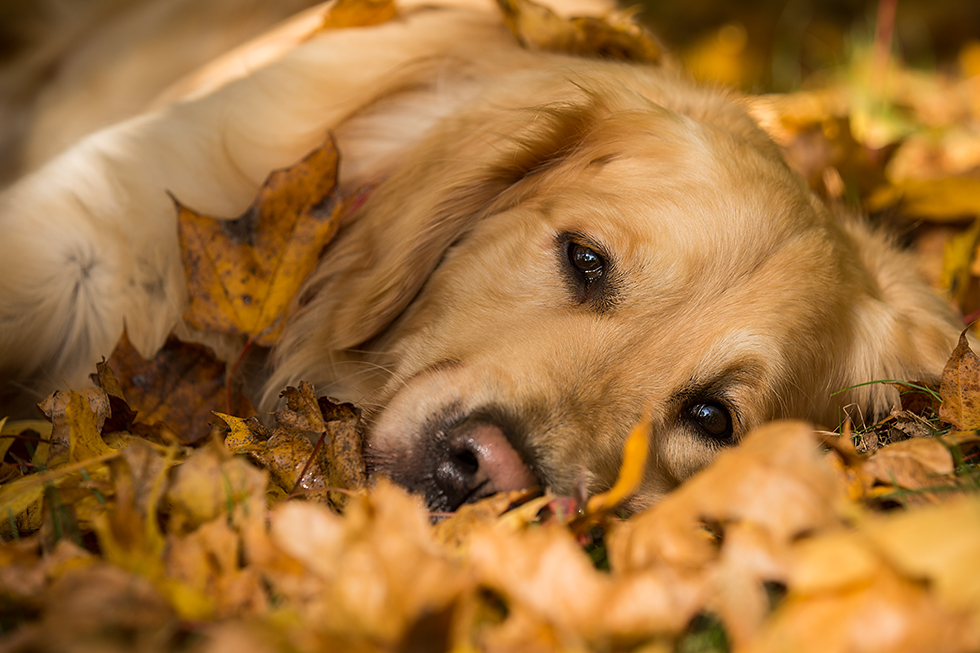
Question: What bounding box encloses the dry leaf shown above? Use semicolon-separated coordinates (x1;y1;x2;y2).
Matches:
939;330;980;430
220;392;365;511
176;137;343;347
863;437;957;502
940;218;980;310
105;331;253;443
860;496;980;619
867;177;980;220
275;382;325;434
495;0;661;63
317;0;396;31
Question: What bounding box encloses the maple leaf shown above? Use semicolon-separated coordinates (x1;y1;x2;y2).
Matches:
101;331;253;444
175;137;343;347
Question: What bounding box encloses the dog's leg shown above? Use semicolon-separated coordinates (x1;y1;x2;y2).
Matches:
0;4;530;411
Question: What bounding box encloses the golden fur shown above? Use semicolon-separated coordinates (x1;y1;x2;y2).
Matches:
0;0;963;510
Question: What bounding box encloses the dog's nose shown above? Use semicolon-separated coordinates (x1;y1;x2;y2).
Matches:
434;420;537;510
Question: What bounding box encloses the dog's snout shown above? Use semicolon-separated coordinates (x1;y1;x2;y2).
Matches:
388;416;535;513
440;422;537;498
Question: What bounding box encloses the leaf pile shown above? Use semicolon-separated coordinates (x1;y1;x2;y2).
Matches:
3;1;980;652
2;366;980;652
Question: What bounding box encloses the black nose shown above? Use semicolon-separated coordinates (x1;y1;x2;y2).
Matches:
385;415;538;513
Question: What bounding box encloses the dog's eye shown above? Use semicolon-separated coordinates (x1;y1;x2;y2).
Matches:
688;401;733;441
568;242;605;283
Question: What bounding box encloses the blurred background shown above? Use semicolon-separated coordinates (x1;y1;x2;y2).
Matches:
634;0;979;92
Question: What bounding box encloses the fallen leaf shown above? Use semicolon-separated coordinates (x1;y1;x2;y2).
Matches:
275;382;325;434
748;560;978;653
176;137;343;347
318;397;367;504
863;437;957;499
940;218;980;310
861;496;980;619
105;331;253;443
495;0;661;63
317;0;396;31
166;445;268;535
867;177;980;220
221;390;365;511
38;388;112;467
939;330;980;430
574;412;650;530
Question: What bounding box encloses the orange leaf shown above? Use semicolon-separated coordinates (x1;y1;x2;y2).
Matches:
938;330;980;431
581;413;650;519
317;0;397;31
176;137;343;346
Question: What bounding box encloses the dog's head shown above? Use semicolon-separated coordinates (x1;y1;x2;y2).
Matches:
268;68;960;512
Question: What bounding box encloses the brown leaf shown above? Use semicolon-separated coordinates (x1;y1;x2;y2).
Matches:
176;137;343;346
938;330;980;430
495;0;661;64
863;437;955;491
319;397;368;500
106;331;253;444
895;380;943;417
275;382;325;434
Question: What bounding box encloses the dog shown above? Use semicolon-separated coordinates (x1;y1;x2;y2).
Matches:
0;0;964;512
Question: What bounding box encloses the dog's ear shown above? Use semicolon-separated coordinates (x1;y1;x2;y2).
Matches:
834;209;962;423
267;84;613;389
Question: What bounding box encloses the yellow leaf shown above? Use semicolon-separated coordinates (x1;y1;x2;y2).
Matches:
318;0;397;31
218;413;270;451
65;390;116;463
868;177;980;220
176;137;343;346
0;452;118;537
584;413;650;516
939;330;980;430
0;419;52;461
941;217;980;308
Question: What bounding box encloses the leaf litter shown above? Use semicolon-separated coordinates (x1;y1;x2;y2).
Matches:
3;0;980;651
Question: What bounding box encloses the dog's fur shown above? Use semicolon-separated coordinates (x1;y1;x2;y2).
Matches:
0;0;964;511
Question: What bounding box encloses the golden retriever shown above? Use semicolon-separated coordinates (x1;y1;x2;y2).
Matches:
0;0;964;511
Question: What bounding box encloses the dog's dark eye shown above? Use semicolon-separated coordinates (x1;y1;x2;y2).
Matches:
568;242;605;283
688;401;733;441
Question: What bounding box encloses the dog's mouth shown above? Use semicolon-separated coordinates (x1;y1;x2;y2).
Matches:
366;411;540;513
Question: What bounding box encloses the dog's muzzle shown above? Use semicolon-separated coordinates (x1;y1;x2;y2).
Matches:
374;412;539;513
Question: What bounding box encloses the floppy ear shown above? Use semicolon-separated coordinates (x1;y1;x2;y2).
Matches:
266;83;612;393
835;210;962;421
